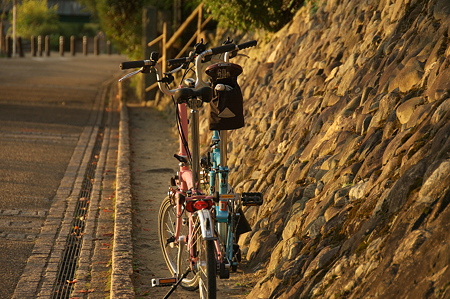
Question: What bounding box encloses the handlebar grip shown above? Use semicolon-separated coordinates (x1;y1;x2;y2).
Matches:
167;57;189;67
120;60;153;70
237;40;257;50
210;44;237;55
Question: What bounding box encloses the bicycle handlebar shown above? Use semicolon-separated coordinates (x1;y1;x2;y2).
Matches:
167;57;190;67
120;59;156;70
119;39;257;95
166;40;257;68
208;43;237;55
237;40;257;50
203;40;257;56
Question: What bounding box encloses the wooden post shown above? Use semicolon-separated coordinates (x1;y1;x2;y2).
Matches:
83;36;88;55
174;0;181;30
59;36;64;56
38;35;43;56
17;36;24;57
197;5;202;42
107;40;111;55
12;0;17;56
94;36;99;55
142;7;158;101
31;36;36;56
6;35;12;57
45;35;50;56
70;36;75;56
162;22;167;74
0;22;5;55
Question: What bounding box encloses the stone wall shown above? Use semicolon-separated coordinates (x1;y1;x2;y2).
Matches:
216;0;450;297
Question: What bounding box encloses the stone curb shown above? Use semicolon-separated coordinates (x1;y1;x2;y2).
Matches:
110;102;135;298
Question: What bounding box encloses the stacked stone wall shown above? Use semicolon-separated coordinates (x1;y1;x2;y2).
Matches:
208;0;450;297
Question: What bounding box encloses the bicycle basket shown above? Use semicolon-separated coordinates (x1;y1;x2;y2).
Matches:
205;63;244;130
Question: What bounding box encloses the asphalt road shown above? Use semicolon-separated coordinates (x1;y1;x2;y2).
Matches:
0;54;123;298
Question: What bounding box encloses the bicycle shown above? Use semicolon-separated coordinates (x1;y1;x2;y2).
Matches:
119;39;263;299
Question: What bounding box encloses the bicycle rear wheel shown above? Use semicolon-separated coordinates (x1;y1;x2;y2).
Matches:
199;239;217;299
192;215;217;299
158;196;199;290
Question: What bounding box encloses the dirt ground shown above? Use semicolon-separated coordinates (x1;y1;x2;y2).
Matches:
128;104;257;299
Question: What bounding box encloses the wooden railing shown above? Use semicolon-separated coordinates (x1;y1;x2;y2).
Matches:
145;3;212;92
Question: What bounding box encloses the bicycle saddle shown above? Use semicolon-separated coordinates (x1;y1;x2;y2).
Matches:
174;86;213;103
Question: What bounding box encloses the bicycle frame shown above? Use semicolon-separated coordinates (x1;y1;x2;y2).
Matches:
142;58;224;280
207;51;245;268
165;56;239;277
176;50;245;272
173;98;218;253
208;130;236;263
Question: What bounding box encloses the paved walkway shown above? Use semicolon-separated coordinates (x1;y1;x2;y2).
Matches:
0;54;133;298
1;53;251;299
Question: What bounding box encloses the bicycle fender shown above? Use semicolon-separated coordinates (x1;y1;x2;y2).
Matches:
197;209;215;240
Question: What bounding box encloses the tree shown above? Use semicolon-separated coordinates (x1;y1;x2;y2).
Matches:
1;0;12;21
76;0;175;58
96;0;143;58
12;0;59;38
203;0;304;32
76;0;202;58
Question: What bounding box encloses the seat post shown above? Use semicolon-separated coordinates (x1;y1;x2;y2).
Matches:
189;99;202;188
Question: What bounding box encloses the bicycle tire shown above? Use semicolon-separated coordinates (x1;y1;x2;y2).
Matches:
158;196;199;290
198;238;217;299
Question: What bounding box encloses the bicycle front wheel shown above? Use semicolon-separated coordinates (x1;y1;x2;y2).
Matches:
158;196;199;290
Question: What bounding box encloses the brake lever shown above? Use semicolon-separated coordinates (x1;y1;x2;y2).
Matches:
158;74;175;84
118;67;144;82
237;53;250;58
165;64;185;75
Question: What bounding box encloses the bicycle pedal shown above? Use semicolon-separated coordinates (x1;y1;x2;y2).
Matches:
151;277;177;287
219;262;230;279
241;192;263;206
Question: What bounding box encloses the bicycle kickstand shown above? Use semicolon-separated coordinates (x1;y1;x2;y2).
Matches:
163;268;191;299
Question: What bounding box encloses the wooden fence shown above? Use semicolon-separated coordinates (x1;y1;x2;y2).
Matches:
144;2;212;92
1;34;113;58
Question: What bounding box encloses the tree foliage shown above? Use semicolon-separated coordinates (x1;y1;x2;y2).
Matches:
74;0;304;57
203;0;305;32
76;0;175;58
12;0;60;38
96;0;143;58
